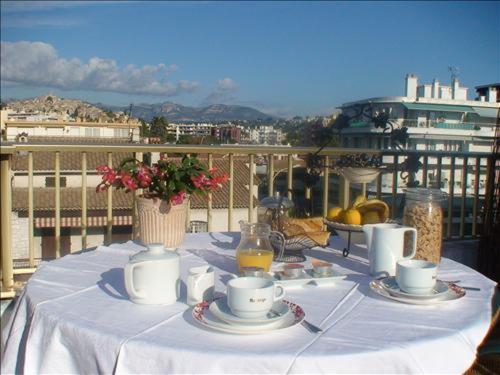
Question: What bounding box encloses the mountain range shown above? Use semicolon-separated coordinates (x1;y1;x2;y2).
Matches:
3;94;277;123
97;102;276;122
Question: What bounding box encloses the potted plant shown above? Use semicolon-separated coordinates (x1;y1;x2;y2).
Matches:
96;155;228;248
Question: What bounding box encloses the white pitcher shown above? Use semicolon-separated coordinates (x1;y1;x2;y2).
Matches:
363;224;417;277
187;265;215;306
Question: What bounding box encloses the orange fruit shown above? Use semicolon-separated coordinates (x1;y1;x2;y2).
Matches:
327;206;344;222
343;209;362;225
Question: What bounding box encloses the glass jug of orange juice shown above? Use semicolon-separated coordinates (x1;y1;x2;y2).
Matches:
236;222;274;273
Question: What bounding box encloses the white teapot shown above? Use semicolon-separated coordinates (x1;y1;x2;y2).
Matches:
124;243;180;305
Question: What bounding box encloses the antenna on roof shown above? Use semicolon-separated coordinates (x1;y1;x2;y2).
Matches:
448;66;460;82
127;103;133;123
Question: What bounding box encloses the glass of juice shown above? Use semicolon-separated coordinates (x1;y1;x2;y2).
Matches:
236;222;274;273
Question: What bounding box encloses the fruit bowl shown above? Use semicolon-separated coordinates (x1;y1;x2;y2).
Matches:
324;220;366;245
338;167;381;184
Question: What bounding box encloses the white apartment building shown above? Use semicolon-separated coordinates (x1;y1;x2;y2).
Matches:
1;109;141;142
248;125;284;145
338;74;499;194
167;123;215;141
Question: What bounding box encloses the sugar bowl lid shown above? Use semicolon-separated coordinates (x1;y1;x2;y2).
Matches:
259;192;294;209
129;243;179;263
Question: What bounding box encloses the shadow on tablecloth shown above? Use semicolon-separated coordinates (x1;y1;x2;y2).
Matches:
98;268;129;300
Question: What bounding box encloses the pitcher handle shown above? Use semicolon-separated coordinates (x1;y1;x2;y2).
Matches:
124;263;147;300
270;230;286;260
402;227;417;259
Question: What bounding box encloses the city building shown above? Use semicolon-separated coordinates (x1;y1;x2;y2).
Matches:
338;74;499;194
167;123;215;141
216;125;242;143
1;109;141;142
248;125;284;145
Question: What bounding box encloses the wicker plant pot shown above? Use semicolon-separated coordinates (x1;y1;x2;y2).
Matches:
136;195;188;249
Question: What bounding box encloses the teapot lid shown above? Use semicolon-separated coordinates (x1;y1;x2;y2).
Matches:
129;243;179;263
259;192;294;209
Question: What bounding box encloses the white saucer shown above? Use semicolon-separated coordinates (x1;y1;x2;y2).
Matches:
379;277;449;300
193;300;305;335
370;278;466;305
209;297;291;326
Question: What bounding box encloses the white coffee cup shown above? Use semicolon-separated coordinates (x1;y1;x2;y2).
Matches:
187;265;215;307
396;259;438;295
227;277;285;319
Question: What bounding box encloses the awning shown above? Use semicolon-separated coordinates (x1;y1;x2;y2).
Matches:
34;215;133;228
472;106;499;118
403;103;475;113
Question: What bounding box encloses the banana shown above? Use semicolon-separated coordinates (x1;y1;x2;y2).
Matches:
356;199;390;222
352;194;367;208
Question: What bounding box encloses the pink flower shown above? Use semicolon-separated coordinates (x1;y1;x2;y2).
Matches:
137;166;152;188
171;191;186;205
120;172;138;192
207;174;229;190
97;165;117;184
191;173;210;189
151;165;166;178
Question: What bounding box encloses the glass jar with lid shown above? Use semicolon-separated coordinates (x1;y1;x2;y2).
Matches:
236;222;274;272
403;188;445;264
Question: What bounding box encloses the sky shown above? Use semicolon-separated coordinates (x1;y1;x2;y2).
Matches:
1;1;499;117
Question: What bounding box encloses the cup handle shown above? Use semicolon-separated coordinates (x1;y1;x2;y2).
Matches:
402;228;417;259
274;285;285;302
124;263;147;300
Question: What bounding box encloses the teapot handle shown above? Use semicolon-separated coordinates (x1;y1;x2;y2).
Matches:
124;263;147;300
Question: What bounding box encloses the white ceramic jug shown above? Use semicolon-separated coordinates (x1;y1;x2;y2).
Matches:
363;224;417;277
186;265;215;306
124;243;180;305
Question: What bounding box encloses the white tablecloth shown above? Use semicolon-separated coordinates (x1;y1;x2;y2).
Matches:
1;233;497;374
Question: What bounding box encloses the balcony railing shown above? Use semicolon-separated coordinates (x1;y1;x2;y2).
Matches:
0;143;497;298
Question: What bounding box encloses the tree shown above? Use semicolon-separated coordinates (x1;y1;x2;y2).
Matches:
139;119;150;138
149;116;169;142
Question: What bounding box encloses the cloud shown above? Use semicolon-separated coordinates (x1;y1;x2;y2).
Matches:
0;1;129;13
0;41;199;96
1;17;84;28
217;77;239;92
202;77;239;105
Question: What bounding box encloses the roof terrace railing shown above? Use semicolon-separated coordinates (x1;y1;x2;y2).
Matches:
0;143;497;298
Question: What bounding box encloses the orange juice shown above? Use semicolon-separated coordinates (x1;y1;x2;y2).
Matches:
236;249;274;272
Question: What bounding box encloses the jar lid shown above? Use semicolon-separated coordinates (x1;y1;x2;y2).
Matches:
129;243;179;263
404;188;446;201
259;193;294;209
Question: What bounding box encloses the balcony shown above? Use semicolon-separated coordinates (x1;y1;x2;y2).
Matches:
0;142;498;298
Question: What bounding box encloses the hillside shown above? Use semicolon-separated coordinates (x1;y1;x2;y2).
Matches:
99;102;276;122
5;94;113;121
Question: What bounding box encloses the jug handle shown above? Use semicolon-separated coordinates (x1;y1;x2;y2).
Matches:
401;227;418;259
192;267;213;290
124;263;147;300
270;230;285;260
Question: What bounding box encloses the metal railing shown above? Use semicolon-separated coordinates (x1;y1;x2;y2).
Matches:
0;143;497;298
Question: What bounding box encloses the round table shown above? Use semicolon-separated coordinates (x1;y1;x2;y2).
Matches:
1;233;497;374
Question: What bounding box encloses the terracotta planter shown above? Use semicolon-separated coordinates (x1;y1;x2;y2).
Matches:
136;195;188;249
